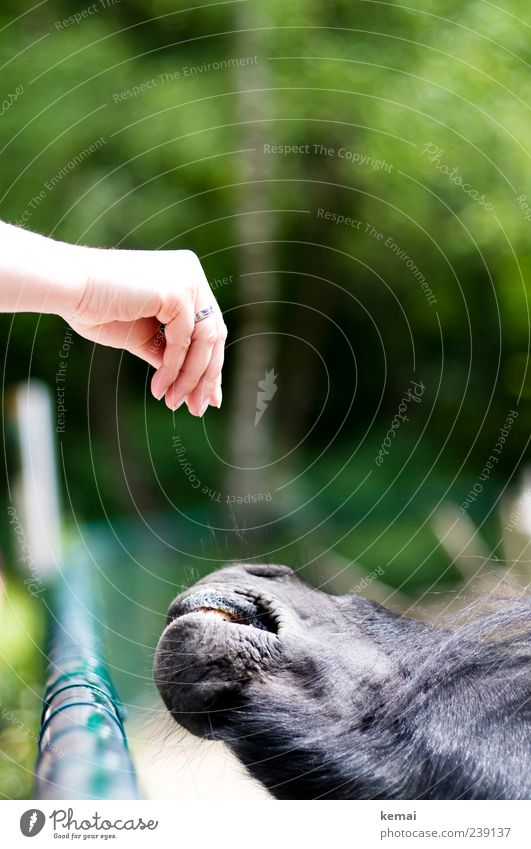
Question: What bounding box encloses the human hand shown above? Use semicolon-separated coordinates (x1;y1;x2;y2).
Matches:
65;247;227;415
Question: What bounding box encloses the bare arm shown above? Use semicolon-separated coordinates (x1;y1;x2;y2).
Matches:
0;222;226;414
0;221;84;315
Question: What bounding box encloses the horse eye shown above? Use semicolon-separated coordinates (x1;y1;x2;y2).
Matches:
240;564;294;579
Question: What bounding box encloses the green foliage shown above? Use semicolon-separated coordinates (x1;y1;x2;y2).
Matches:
0;6;528;517
0;580;44;799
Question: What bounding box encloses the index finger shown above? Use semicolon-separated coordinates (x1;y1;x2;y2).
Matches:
150;303;194;400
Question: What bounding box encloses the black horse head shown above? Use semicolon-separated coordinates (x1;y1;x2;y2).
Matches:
154;563;531;800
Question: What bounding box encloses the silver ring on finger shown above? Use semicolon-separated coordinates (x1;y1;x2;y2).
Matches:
194;305;215;323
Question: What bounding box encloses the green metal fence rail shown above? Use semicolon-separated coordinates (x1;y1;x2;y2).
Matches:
36;559;140;800
10;381;140;800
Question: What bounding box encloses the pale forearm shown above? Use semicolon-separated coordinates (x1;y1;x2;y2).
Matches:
0;221;226;412
0;221;85;316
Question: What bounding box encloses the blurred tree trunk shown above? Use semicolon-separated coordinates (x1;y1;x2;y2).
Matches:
226;6;277;521
279;167;346;446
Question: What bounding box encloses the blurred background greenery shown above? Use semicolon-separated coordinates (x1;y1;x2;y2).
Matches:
1;0;530;798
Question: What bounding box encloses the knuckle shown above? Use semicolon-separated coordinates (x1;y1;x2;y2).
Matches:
181;248;200;266
180;250;203;283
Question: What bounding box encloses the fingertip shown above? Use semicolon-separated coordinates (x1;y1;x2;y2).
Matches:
151;371;165;401
210;386;222;408
167;395;187;412
183;394;207;417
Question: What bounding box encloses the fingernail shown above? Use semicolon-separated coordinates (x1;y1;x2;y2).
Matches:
170;396;186;412
199;401;209;417
153;386;164;401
